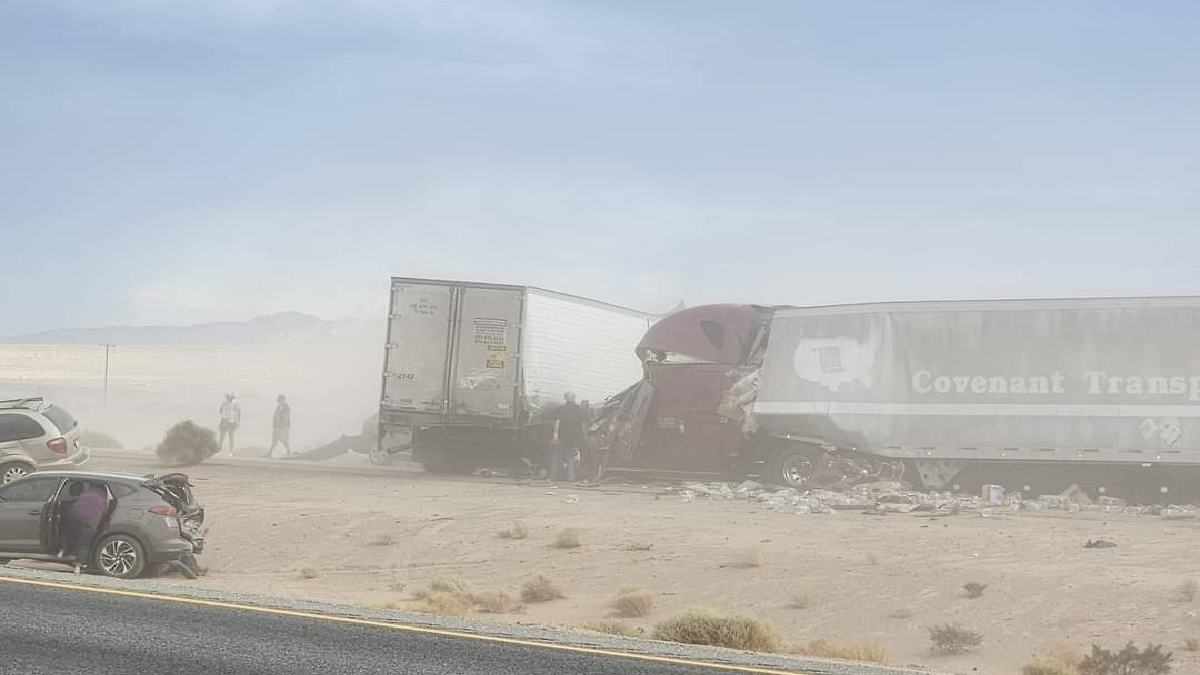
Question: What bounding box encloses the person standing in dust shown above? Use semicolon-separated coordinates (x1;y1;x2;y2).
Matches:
218;393;242;456
549;392;586;482
269;394;292;458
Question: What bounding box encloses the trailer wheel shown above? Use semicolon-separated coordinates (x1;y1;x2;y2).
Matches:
767;447;819;489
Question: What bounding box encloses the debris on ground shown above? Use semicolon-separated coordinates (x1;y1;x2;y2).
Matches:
664;478;1200;517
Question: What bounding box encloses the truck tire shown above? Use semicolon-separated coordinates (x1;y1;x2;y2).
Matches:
766;446;820;489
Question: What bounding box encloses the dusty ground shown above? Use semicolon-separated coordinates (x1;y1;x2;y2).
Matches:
49;456;1200;673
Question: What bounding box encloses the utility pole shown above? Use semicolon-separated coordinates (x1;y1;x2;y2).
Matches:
103;344;113;407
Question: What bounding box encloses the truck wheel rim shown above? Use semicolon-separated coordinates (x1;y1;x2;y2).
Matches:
100;540;138;576
2;466;28;484
782;457;813;486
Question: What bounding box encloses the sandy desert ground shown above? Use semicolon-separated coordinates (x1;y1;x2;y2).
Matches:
30;454;1200;674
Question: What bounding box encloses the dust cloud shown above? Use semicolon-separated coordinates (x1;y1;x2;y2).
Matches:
0;324;384;454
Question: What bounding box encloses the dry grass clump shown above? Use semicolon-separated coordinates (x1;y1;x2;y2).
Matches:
411;579;522;615
963;582;988;599
472;591;521;614
612;591;655;618
652;610;780;653
521;575;565;603
928;623;983;654
582;621;642;638
428;578;469;594
742;546;765;568
423;591;472;615
498;521;529;540
553;528;582;549
1023;662;1077;675
1022;642;1082;675
1174;579;1198;603
787;593;812;610
797;640;889;665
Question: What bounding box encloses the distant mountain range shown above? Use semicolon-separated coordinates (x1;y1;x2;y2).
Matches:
2;312;384;346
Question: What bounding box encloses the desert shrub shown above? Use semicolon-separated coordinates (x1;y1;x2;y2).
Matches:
1024;664;1076;675
1078;643;1172;675
156;420;219;465
1184;639;1199;653
928;624;983;654
472;591;520;614
79;430;122;449
498;521;529;540
583;621;642;638
553;528;582;549
1023;644;1083;675
1174;579;1198;603
799;640;889;664
299;567;318;580
963;582;988;599
429;578;469;594
612;591;655;618
422;591;472;615
788;593;812;610
652;610;780;652
521;576;565;603
741;546;765;568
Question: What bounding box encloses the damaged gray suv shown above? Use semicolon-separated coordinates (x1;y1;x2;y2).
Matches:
0;471;205;579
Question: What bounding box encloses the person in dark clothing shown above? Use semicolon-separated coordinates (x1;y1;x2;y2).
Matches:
65;481;107;574
549;392;586;481
269;394;292;458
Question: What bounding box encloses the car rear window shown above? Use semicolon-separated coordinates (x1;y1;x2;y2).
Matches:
41;405;77;433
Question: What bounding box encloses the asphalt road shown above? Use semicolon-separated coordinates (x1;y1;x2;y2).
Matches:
0;579;801;675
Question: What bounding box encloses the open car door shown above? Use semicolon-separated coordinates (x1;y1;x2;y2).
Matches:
38;479;68;556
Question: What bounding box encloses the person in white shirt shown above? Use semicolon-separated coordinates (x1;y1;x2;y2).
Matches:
218;393;242;455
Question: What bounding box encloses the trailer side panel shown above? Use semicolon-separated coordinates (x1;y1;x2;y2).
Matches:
755;298;1200;464
523;289;652;419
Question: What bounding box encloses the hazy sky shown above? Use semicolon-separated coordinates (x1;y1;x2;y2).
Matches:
3;1;1198;334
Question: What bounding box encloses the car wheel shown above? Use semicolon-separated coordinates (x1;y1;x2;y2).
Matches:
0;462;33;485
95;534;147;579
767;447;819;489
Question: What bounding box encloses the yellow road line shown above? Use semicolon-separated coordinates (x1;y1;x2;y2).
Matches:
0;575;808;675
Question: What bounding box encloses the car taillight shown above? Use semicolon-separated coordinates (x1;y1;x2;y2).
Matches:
46;437;68;455
149;505;178;517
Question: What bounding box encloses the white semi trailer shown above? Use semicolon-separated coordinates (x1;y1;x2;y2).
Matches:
750;296;1200;498
378;277;653;473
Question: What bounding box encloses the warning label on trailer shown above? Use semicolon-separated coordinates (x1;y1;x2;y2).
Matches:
473;318;508;347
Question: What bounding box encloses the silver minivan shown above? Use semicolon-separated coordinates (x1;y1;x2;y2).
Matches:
0;397;90;484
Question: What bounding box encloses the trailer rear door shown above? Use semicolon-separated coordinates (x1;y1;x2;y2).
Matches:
449;287;523;420
382;282;454;413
